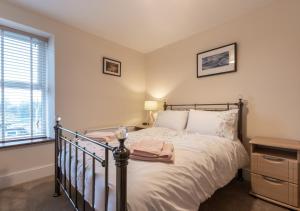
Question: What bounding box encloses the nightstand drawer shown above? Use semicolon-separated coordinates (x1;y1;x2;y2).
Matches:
252;153;292;182
251;173;298;206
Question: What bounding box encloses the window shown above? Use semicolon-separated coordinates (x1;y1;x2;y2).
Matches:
0;26;48;142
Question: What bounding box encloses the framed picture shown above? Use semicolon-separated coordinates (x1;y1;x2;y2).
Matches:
197;43;237;78
103;57;121;77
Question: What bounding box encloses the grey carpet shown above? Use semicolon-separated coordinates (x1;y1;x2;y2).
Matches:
0;177;288;211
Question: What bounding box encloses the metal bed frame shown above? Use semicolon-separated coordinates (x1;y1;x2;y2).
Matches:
53;99;244;211
53;121;130;211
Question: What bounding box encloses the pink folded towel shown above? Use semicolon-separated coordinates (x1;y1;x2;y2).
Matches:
130;139;164;158
130;153;174;163
158;143;174;159
85;131;116;142
130;140;174;163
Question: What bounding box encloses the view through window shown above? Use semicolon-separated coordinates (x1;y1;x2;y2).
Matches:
0;27;48;142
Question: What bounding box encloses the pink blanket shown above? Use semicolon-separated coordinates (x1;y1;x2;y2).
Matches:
130;140;174;163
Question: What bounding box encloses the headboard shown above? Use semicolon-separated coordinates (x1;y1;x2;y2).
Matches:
163;99;244;143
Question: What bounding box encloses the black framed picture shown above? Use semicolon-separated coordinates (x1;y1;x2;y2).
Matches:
197;43;237;78
103;57;121;77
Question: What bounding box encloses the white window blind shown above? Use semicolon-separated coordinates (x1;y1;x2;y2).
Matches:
0;26;48;142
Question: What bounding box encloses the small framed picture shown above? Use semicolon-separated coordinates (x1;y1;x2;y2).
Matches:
197;43;237;78
103;57;121;77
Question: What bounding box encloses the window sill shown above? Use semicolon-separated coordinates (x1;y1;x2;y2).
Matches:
0;138;54;149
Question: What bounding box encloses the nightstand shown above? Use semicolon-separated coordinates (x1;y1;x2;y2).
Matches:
134;124;152;131
250;137;300;210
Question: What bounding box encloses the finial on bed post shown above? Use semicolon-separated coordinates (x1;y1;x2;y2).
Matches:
113;127;130;211
238;98;243;106
53;117;62;197
163;101;167;111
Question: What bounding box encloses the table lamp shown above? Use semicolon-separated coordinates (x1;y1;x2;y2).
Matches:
144;100;158;125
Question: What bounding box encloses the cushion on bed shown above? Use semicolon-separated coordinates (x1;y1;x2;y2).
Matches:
186;109;238;140
154;110;188;130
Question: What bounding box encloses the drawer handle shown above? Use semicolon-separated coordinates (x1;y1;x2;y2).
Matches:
263;155;284;162
263;176;284;184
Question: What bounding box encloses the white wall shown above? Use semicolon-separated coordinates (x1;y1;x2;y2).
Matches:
146;0;300;151
0;143;54;189
0;1;146;189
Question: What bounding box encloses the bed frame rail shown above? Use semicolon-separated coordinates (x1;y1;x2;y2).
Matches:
53;118;130;211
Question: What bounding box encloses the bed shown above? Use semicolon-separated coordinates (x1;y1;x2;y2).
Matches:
53;100;249;211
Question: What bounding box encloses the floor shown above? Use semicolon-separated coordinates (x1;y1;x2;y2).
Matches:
0;176;288;211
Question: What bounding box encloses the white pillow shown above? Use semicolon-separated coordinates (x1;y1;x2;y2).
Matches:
154;110;188;130
186;109;239;140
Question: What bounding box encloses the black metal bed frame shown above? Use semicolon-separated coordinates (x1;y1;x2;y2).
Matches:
53;120;130;211
53;99;244;211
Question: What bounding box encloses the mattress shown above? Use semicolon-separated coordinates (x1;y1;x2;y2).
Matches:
60;127;249;211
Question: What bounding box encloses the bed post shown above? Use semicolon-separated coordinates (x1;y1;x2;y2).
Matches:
163;101;167;111
237;98;244;143
53;117;62;197
237;99;244;181
113;128;130;211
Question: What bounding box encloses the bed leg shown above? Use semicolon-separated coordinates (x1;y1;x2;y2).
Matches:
53;118;61;197
237;169;243;182
113;128;130;211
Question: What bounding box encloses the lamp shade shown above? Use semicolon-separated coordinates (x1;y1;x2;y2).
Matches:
144;101;158;111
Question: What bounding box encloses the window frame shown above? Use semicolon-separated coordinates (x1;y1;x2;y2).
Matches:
0;25;49;143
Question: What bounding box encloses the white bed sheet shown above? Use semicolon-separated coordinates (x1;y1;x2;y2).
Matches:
60;127;249;211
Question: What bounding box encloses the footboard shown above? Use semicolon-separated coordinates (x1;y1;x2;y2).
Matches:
53;118;130;211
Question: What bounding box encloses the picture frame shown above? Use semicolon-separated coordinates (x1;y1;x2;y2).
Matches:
103;57;121;77
197;43;237;78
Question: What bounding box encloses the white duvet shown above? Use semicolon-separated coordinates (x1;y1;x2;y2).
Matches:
61;127;249;211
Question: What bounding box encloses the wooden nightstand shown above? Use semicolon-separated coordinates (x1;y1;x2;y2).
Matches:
134;124;152;131
250;137;300;210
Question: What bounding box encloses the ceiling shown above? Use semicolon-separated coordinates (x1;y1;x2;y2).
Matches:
6;0;274;53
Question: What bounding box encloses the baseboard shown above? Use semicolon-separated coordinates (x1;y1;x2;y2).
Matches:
0;163;54;189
